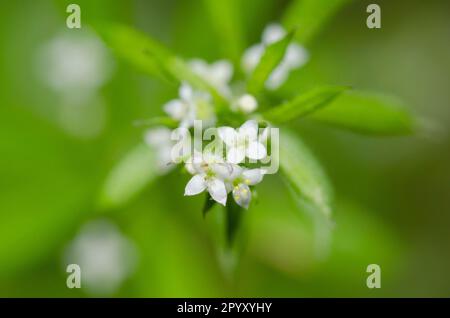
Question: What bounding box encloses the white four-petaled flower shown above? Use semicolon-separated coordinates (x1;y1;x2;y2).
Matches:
223;166;265;209
189;59;233;97
184;152;230;206
218;120;267;164
164;83;216;128
184;151;266;209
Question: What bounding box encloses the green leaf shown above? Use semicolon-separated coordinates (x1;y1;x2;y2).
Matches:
94;23;227;106
278;129;333;217
225;198;243;247
202;194;216;218
94;22;173;83
308;90;417;135
263;86;348;124
247;30;295;95
133;116;179;129
203;0;244;62
283;0;351;44
98;143;159;210
0;105;93;278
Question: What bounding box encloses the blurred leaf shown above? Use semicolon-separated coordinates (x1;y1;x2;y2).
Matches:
247;30;294;95
133;116;178;129
95;23;227;106
98;143;159;210
203;0;244;62
202;194;216;218
308;91;417;135
0;105;93;278
283;0;351;44
226;199;243;247
263;86;348;124
94;22;173;83
279;129;333;217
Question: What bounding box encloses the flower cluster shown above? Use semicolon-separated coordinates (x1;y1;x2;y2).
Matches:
145;23;308;209
183;120;267;209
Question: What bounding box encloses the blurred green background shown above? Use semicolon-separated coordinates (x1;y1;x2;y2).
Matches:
1;0;449;297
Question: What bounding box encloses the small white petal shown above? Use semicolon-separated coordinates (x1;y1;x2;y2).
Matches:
211;60;233;84
241;44;264;74
262;23;286;45
207;178;227;206
284;43;309;69
239;120;258;141
225;182;234;193
202;151;223;164
211;163;233;180
232;183;251;209
246;141;267;160
163;100;187;120
185;162;196;175
144;127;172;147
266;64;289;90
242;169;264;185
218;127;238;146
236;94;258;113
228;164;244;180
184;175;206;196
189;59;208;75
227;146;246;164
179;83;193;101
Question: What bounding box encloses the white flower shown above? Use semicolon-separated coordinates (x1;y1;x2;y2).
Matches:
241;23;309;90
217;165;265;209
233;94;258;113
163;83;216;128
145;127;192;173
145;127;174;172
242;44;264;75
38;30;113;95
64;219;137;295
184;152;230;206
189;59;233;97
218;120;267;164
231;168;265;209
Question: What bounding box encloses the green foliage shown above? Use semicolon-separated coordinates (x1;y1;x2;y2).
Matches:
263;86;348;124
134;116;179;129
98;143;159;210
94;22;173;83
279;129;333;217
202;0;245;63
283;0;351;44
202;194;216;218
247;30;295;95
308;91;417;135
95;23;227;106
225;198;244;247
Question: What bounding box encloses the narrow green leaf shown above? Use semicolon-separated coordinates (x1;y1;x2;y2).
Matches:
133;116;178;129
202;194;216;218
94;23;227;106
308;90;417;135
225;199;243;247
247;30;295;95
263;86;348;124
203;0;244;62
94;22;173;83
98;143;158;210
278;129;333;217
283;0;351;44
